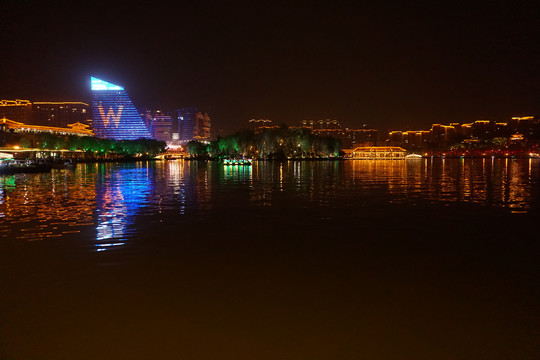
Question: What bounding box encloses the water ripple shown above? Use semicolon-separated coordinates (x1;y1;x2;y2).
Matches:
1;159;539;247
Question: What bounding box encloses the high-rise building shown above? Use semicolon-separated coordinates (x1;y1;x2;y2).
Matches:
175;108;195;143
0;99;33;123
139;108;154;135
196;112;211;141
32;102;90;128
299;119;378;148
342;129;379;147
90;77;151;140
175;108;211;143
151;111;173;143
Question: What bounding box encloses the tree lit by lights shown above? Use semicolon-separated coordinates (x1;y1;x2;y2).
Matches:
188;126;341;159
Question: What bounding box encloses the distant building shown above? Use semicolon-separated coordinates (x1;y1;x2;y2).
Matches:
151;111;173;143
175;108;196;143
0;117;93;137
175;108;211;143
32;102;90;128
139;108;154;135
0;99;33;123
248;119;277;132
298;119;377;148
90;77;152;140
385;117;540;150
342;128;379;148
198;112;211;140
509;116;535;138
302;119;341;130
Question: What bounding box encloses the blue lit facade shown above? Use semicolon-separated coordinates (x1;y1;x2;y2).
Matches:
91;77;151;140
175;108;197;142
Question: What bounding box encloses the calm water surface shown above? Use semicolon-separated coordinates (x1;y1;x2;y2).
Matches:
1;159;539;359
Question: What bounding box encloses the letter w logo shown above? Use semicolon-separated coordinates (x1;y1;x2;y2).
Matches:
98;105;124;128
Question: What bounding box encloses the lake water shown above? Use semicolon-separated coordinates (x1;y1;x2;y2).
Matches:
1;159;539;359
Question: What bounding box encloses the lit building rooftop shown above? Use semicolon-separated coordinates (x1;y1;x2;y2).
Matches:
0;117;94;136
91;77;124;91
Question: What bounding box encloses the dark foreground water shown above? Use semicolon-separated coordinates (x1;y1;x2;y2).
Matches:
1;159;539;359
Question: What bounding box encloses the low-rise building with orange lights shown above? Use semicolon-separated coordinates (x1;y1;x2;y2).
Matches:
248;119;278;132
386;117;538;150
0;117;93;137
0;99;33;124
32;101;90;128
348;146;407;159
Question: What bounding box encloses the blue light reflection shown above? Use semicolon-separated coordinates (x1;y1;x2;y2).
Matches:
95;166;153;251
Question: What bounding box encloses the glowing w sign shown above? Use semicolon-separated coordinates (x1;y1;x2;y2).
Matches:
98;105;124;128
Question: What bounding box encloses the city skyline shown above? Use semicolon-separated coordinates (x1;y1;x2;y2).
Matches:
3;3;540;359
1;2;540;133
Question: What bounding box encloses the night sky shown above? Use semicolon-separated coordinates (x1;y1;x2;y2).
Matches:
1;1;540;133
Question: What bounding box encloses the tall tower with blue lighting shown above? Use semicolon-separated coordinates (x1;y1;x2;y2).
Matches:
90;77;151;140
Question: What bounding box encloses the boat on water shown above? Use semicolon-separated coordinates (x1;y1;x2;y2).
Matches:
0;160;52;174
164;154;185;160
348;146;407;160
0;152;14;160
223;158;252;166
405;154;423;160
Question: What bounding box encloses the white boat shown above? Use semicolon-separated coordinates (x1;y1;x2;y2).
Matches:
405;154;423;159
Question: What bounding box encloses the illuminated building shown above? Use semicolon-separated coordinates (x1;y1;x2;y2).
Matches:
449;123;472;140
388;131;404;146
0;99;33;123
510;116;535;137
311;128;341;138
0;117;93;136
510;133;524;142
299;119;378;148
342;129;378;147
349;146;407;159
2;100;91;129
248;119;277;132
90;77;152;140
510;116;534;126
175;108;211;143
302;119;341;130
394;130;429;149
468;120;494;139
139;108;154;135
32;102;90;128
430;124;447;145
151;111;173;143
175;108;194;142
386;118;523;150
196;112;211;140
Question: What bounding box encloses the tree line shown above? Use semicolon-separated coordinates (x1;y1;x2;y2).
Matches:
1;131;166;157
186;126;342;159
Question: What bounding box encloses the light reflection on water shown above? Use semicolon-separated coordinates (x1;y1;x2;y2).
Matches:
0;158;539;247
95;163;154;250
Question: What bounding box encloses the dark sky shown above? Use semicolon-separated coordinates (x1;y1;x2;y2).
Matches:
1;1;540;133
